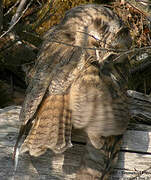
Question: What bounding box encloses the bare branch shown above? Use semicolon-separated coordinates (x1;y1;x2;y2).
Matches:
10;0;28;26
4;0;20;16
32;0;54;30
0;0;33;39
129;166;151;180
77;31;113;48
126;1;151;22
48;39;125;53
113;46;151;61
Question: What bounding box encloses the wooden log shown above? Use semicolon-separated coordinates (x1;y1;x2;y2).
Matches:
127;90;151;123
1;90;151;179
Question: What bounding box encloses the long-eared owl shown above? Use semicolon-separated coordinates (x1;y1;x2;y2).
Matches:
14;4;132;179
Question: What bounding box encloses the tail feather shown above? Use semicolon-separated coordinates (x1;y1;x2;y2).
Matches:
20;94;72;156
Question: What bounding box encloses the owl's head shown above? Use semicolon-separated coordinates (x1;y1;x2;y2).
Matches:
43;4;132;87
53;4;132;65
45;4;132;52
61;4;132;86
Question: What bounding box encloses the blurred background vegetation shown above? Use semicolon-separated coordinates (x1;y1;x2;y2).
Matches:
0;0;151;107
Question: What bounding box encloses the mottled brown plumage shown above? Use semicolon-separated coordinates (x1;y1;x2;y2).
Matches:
14;4;132;179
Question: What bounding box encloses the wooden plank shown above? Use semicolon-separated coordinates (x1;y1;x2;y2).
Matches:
112;152;151;180
0;143;84;180
127;90;151;123
122;130;151;153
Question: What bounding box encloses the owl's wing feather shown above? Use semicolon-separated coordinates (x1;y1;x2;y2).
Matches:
20;43;84;125
14;38;85;157
20;94;72;156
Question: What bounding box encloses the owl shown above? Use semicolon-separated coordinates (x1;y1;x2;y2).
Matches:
14;4;132;179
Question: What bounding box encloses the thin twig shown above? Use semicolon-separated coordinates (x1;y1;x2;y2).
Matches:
22;30;42;40
49;39;125;53
10;0;28;25
50;39;151;57
126;1;151;22
32;0;54;30
129;166;151;180
4;0;20;16
77;31;113;48
113;46;151;61
0;0;33;39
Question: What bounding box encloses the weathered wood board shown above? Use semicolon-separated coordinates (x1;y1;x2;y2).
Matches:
1;102;151;180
